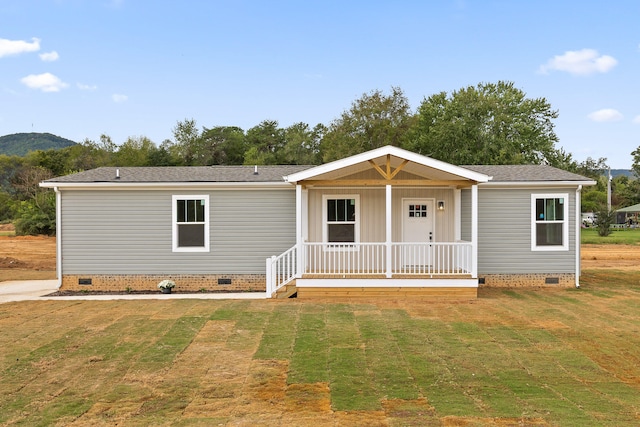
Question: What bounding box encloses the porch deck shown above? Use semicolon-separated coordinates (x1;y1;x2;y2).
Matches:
266;242;478;299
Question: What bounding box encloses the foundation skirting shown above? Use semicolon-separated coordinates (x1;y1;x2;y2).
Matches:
61;274;265;292
479;273;575;288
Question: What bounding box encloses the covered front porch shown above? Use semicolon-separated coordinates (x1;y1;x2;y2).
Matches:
266;146;491;299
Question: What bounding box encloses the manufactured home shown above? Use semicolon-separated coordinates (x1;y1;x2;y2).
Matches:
40;145;595;298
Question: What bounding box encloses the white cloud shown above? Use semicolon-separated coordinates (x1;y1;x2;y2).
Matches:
77;82;97;91
633;115;640;124
20;72;69;92
112;93;128;103
539;49;617;76
39;51;59;62
587;109;624;122
0;37;40;58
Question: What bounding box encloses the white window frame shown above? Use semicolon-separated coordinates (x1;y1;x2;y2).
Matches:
172;195;210;252
322;194;360;246
531;193;569;251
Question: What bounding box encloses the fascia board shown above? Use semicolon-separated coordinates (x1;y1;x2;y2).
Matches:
39;181;294;190
478;180;597;189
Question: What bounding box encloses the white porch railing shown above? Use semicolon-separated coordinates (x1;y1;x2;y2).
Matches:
266;241;473;297
304;242;387;275
391;242;472;275
265;245;298;297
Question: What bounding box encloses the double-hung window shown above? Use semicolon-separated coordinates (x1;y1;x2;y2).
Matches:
323;195;359;244
531;193;568;251
172;195;209;252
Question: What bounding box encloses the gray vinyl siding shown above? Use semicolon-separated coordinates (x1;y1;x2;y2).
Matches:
60;188;296;275
476;188;576;274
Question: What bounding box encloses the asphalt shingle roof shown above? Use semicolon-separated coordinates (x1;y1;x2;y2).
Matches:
43;164;593;184
44;165;313;183
462;164;592;182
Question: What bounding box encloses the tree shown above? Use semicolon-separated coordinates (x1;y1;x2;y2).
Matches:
199;126;246;165
11;166;56;235
321;87;416;162
172;118;202;165
408;81;563;166
114;136;157;166
147;141;178;166
244;120;285;165
281;122;324;165
593;206;616;237
632;146;640;178
573;156;610;213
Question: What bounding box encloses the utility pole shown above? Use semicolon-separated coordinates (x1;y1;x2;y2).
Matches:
607;167;612;212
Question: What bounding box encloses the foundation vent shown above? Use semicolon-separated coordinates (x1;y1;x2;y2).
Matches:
78;278;92;285
218;278;232;285
545;277;560;285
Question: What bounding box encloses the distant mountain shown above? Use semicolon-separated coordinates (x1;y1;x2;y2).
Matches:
0;132;78;156
610;169;635;179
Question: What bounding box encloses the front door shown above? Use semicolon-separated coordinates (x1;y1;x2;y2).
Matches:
402;199;435;266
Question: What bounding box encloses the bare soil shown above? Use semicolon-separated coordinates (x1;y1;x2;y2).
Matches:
581;244;640;270
0;228;56;281
1;231;639;283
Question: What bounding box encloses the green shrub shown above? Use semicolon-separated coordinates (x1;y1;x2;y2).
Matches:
14;192;56;236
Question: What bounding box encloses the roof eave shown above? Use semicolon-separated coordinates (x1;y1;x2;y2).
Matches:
39;181;294;189
479;180;597;188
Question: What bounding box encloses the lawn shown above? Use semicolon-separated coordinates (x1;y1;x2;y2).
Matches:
581;227;640;244
1;276;640;426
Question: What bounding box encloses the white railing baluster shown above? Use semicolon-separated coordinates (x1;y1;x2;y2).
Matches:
283;241;472;280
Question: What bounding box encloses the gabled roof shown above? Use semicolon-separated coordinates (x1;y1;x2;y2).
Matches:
284;145;491;183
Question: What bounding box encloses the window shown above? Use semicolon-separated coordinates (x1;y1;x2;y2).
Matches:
172;195;209;252
323;195;359;243
531;193;568;251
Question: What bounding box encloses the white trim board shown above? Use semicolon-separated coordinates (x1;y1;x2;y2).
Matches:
296;278;478;288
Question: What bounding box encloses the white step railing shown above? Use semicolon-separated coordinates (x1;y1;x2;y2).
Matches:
265;245;297;298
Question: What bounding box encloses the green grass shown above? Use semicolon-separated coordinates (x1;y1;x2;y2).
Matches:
1;280;640;425
581;227;640;244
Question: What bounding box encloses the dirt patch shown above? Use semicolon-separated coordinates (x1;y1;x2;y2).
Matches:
0;234;56;281
581;244;640;270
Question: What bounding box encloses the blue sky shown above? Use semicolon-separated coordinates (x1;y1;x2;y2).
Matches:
1;0;639;168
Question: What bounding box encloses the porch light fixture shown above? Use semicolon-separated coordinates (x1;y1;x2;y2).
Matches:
437;200;445;211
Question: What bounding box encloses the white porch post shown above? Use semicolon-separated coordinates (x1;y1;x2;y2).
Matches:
296;184;304;278
471;184;478;278
385;184;392;278
454;188;461;241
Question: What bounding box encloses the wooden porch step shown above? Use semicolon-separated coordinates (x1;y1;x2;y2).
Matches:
274;281;297;299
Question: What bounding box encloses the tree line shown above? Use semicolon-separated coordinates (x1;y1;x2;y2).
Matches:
2;81;639;235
